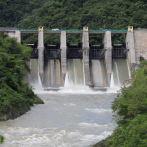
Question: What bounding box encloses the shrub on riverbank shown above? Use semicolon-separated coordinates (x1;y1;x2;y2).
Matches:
0;32;44;121
93;60;147;147
0;135;4;143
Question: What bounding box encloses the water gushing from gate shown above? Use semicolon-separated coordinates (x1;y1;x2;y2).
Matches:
64;59;85;87
62;59;91;92
28;59;42;88
110;59;130;88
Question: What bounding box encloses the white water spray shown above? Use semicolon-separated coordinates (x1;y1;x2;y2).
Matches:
29;59;42;88
62;59;90;92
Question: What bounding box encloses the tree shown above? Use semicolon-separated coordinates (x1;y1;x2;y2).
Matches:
0;32;44;121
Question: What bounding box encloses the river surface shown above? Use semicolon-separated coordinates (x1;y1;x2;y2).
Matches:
0;89;117;147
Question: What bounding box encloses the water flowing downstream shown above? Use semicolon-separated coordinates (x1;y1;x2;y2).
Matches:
0;58;125;147
0;91;117;147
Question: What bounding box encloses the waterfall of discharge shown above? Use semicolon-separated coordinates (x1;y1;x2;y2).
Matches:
91;60;107;87
29;59;42;89
110;59;130;90
63;59;90;92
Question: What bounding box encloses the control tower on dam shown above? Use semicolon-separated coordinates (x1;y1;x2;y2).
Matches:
1;26;147;88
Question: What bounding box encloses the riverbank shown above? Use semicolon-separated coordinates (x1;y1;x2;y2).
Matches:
92;140;107;147
92;136;111;147
0;135;4;143
0;95;43;145
0;94;44;121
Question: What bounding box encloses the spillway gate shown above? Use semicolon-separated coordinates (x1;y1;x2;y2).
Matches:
44;44;61;59
112;43;128;59
67;43;83;59
89;44;106;60
28;43;38;59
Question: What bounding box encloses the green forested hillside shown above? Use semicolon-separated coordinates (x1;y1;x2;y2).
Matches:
1;0;147;44
0;0;48;27
18;0;147;44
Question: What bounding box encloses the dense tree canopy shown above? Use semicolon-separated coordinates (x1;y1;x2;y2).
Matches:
0;0;48;27
18;0;147;44
1;0;147;44
0;32;43;120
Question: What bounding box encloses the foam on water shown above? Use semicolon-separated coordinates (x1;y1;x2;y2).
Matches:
64;103;76;106
0;92;117;147
59;86;92;94
85;108;112;113
33;86;113;94
1;127;113;147
79;122;109;128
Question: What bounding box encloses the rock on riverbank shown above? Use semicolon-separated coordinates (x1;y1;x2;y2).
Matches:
0;95;44;121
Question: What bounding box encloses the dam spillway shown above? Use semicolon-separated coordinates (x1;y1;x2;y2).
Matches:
26;59;42;88
111;59;130;87
90;60;107;87
6;26;147;89
64;59;85;87
24;41;132;89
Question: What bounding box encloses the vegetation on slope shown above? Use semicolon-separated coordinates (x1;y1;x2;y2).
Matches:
93;60;147;147
19;0;147;44
1;0;147;44
0;135;4;143
0;0;48;27
0;32;44;121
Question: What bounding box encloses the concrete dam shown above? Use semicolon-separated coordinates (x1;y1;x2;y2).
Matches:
2;26;146;89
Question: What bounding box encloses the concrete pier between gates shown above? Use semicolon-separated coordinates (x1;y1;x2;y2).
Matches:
38;27;44;82
82;31;91;86
60;31;67;86
103;31;112;86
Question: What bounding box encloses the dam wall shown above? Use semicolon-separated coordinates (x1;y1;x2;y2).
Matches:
134;29;147;64
60;31;67;86
3;27;147;88
43;59;61;87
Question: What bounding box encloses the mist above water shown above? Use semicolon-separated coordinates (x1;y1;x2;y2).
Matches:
61;59;90;93
25;58;131;94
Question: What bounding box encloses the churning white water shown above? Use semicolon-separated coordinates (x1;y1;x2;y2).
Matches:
0;58;127;147
62;59;91;93
64;59;85;87
0;92;117;147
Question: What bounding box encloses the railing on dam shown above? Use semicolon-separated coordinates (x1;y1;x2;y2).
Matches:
112;43;128;59
44;44;61;59
67;43;83;59
89;44;106;59
15;28;127;32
